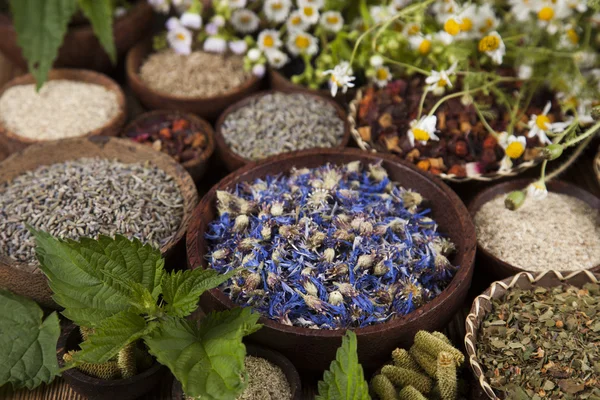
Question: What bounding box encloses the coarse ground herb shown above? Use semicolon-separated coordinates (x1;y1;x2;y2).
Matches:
0;158;184;272
477;283;600;400
220;92;345;161
206;161;457;329
475;193;600;272
0;80;119;140
139;50;252;98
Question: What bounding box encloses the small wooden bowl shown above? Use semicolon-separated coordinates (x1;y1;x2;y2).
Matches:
468;179;600;281
214;90;351;172
186;148;476;371
0;136;198;308
269;68;355;106
121;110;216;183
0;1;153;73
465;270;600;400
57;324;166;400
170;343;302;400
126;39;262;121
0;69;127;156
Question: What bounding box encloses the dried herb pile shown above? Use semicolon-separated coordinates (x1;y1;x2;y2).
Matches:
206;161;457;329
477;284;600;399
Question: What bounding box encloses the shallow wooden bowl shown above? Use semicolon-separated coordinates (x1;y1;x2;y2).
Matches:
214;90;351;172
0;136;198;308
57;324;166;400
126;39;262;121
186;148;477;371
269;68;355;106
121;110;216;183
0;69;127;155
465;270;600;400
0;1;153;73
170;343;302;399
468;179;600;281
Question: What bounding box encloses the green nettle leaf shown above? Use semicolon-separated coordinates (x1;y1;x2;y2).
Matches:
77;0;116;63
0;290;61;389
162;268;238;318
144;308;262;399
9;0;78;89
316;331;371;400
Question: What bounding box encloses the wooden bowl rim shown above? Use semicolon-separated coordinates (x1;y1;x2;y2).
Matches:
125;38;261;102
464;270;600;400
594;145;600;187
186;147;476;338
214;89;351;168
121;109;216;170
0;69;127;145
467;178;600;274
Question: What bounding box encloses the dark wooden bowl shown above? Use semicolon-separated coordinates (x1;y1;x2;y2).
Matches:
269;68;355;106
57;324;166;400
121;110;216;183
468;179;600;281
170;343;302;400
465;270;600;400
214;90;351;172
0;136;198;308
0;1;152;73
126;39;262;121
0;69;127;156
186;148;477;371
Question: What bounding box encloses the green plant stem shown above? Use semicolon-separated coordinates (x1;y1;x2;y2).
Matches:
417;87;430;119
473;101;497;137
380;54;430;76
562;121;600;147
371;0;435;50
545;135;593;181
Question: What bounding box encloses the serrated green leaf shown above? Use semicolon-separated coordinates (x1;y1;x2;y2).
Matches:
144;308;262;399
9;0;78;89
77;0;116;63
316;331;370;400
0;290;61;389
162;268;237;318
72;311;152;364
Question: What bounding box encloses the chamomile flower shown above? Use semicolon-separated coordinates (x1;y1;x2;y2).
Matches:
148;0;169;14
527;180;548;200
252;64;266;78
180;12;202;29
229;40;248;55
409;34;433;55
456;4;477;38
265;48;289;68
577;100;595;126
264;0;291;23
323;62;355;97
478;31;505;64
167;25;192;54
527;102;561;145
535;0;570;33
203;36;227;53
370;55;384;68
443;15;463;36
287;31;318;56
287;10;309;31
166;16;181;31
228;0;247;9
370;5;392;24
432;0;460;23
320;11;344;33
566;0;587;13
257;30;282;52
212;15;226;27
425;62;457;95
298;0;324;9
389;0;412;13
475;4;499;35
231;9;260;33
372;66;392;88
402;22;421;37
299;4;319;25
435;31;454;45
407;116;439;147
518;64;533;80
499;132;527;159
247;48;262;62
509;0;535;22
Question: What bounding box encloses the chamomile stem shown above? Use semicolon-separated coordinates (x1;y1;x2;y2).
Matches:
540;160;548;182
545;135;593;181
379;54;430;76
371;0;435;49
562;120;600;147
417;87;429;119
473;101;497;137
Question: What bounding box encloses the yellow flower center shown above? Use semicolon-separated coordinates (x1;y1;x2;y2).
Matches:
412;128;430;141
303;6;314;17
567;28;579;44
291;16;302;25
505;141;525;159
176;33;186;41
407;25;420;35
376;68;389;81
536;115;551;130
478;35;500;52
327;15;340;25
538;6;554;21
444;18;461;36
263;35;275;48
240;15;251;23
437;78;448;87
460;17;473;32
418;39;431;55
295;35;310;49
272;2;283;10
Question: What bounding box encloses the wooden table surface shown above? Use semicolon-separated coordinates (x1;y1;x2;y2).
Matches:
0;52;598;400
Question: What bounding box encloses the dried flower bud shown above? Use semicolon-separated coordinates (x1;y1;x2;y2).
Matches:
328;290;344;305
334;282;358;297
271;248;282;265
540;144;563;161
381;365;432;394
297;291;326;312
301;267;314;276
303;280;319;297
401;191;423;208
359;221;374;235
233;215;249;232
329;263;349;277
504;190;526;211
336;214;351;224
261;225;272;240
267;272;279;288
211;248;229;260
351;217;365;231
418;217;435;228
333;229;354;241
216;191;253;216
310;231;327;247
368;163;388;182
357;254;375;269
388;218;408;232
371;374;398;400
323;248;336;262
279;224;299;239
345;160;361;173
239;238;259;251
373;260;388;276
243;273;262;291
322;170;342;190
271;202;284;216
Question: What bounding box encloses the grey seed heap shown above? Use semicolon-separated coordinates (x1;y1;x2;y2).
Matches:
220;93;345;161
0;158;184;272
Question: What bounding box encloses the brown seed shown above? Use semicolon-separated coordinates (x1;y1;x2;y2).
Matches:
358;126;372;142
555;320;564;328
378;113;393;128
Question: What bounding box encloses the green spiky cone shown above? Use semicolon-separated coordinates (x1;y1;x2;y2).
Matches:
381;365;432;394
436;352;457;400
398;386;427;400
431;331;451;345
64;351;121;380
117;342;137;378
392;348;421;372
409;346;438;378
413;331;464;366
79;326;95;342
371;374;398;400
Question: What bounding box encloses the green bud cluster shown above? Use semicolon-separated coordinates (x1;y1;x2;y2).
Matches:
436;352;457;400
63;351;121;380
371;374;398;400
392;348;420;371
413;331;465;366
381;365;432;394
398;386;427;400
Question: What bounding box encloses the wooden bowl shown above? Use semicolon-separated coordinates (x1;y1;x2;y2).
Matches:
186;148;477;371
0;136;198;308
269;68;355;106
121;110;216;183
126;39;262;121
594;145;600;187
214;90;351;172
465;270;600;400
170;343;302;400
0;1;153;73
57;324;166;400
468;179;600;281
0;69;127;155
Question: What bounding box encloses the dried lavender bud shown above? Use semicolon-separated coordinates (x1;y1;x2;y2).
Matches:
398;386;427;400
413;331;464;366
392;348;421;372
436;352;457;400
381;365;432;394
371;374;399;400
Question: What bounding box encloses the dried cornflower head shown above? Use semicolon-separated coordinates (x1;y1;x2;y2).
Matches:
206;162;457;329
